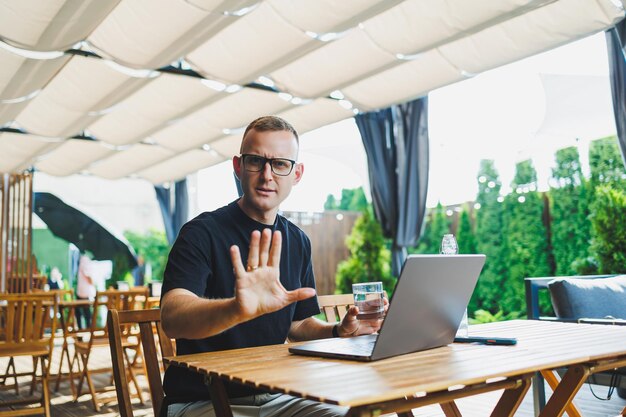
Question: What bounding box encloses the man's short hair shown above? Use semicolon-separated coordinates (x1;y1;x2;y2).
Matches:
240;116;299;152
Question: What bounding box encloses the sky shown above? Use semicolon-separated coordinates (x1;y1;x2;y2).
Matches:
196;32;617;214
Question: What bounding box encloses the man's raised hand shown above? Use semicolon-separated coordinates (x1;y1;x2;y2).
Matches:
230;229;315;320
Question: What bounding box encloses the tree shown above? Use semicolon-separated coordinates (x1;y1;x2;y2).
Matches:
549;147;590;275
324;187;369;212
324;194;338;210
338;187;369;211
335;209;394;294
500;160;550;316
471;160;506;314
412;203;450;254
589;185;626;274
569;136;626;274
124;229;170;282
589;136;626;186
552;146;583;187
348;188;369;211
456;206;477;255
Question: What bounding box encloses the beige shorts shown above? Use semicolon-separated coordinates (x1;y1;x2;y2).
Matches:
167;393;348;417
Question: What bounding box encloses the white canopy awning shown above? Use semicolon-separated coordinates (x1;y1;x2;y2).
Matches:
0;0;624;184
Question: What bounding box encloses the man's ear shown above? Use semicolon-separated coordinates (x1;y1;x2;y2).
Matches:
233;155;242;178
293;163;304;185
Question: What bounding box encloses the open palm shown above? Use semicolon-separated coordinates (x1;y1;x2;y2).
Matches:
230;229;315;320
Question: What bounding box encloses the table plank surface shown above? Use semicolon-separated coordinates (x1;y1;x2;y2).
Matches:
166;320;626;408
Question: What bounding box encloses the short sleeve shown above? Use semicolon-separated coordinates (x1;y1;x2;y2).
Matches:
161;221;212;297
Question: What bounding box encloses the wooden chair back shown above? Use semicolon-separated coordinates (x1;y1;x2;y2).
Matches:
5;273;47;293
28;289;73;338
108;308;174;417
89;288;149;339
0;293;57;353
32;288;74;301
145;296;160;309
317;294;355;322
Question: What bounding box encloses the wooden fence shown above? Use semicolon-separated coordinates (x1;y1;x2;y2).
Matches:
1;172;34;293
283;210;359;295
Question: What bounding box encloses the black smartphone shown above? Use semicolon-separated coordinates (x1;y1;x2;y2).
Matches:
454;336;517;345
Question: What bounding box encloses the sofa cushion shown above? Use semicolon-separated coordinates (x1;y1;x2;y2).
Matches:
548;275;626;319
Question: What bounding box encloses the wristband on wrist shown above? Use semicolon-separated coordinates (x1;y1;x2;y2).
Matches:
332;324;340;338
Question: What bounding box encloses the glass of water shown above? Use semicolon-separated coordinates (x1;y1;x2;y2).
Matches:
352;282;384;320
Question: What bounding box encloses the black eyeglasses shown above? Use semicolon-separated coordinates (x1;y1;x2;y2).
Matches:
240;154;297;176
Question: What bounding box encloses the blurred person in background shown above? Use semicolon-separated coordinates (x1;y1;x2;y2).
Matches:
76;254;95;328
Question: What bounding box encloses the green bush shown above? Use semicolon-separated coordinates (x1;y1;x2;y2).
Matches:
471;309;522;324
335;209;394;294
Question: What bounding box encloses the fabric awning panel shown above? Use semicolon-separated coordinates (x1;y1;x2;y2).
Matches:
0;0;119;51
15;55;151;137
0;0;624;183
34;139;115;176
150;88;294;152
0;131;59;172
87;72;220;146
0;48;70;101
88;143;175;180
136;149;224;184
87;0;250;69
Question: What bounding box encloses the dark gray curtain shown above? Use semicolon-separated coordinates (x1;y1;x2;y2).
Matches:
155;179;189;245
355;97;429;276
606;20;626;168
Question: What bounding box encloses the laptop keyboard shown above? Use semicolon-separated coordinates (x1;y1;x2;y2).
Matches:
324;337;376;355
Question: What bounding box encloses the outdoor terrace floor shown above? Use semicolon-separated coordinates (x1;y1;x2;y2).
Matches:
1;338;624;417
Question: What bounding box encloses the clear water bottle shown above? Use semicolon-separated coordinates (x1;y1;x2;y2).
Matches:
440;234;469;337
440;234;458;255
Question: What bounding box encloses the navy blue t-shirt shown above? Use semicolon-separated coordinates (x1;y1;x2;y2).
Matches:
161;200;320;403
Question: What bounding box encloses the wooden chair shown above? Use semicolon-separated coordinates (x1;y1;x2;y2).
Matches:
145;296;160;310
71;288;148;411
317;293;355;322
108;308;174;417
49;292;93;394
317;292;391;322
1;289;70;393
0;293;57;417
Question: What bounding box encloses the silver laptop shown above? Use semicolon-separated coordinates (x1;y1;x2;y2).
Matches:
289;254;486;361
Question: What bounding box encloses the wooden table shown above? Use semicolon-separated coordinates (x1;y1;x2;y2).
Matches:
166;320;626;417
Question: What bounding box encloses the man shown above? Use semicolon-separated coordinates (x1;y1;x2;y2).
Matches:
161;116;384;417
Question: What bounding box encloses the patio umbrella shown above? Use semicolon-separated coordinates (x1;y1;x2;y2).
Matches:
33;192;137;268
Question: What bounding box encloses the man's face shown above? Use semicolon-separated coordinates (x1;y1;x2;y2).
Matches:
233;129;303;215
